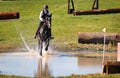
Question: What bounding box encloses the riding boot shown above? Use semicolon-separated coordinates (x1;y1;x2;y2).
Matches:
48;29;54;40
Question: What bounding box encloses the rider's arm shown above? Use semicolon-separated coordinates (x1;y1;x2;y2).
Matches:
39;11;44;22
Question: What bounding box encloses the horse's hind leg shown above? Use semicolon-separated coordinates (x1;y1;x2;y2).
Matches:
38;39;43;56
40;40;43;55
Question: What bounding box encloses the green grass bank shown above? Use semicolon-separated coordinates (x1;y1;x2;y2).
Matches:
0;0;120;52
1;73;120;78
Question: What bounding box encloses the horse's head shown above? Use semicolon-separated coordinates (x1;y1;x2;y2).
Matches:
40;13;52;40
45;13;52;28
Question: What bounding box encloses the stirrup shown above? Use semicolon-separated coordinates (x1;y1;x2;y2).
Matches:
48;36;54;40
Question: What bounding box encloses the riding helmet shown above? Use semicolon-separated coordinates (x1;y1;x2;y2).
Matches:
44;5;48;9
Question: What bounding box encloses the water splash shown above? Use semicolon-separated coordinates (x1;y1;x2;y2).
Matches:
19;33;49;56
14;25;39;55
14;25;47;56
20;33;31;51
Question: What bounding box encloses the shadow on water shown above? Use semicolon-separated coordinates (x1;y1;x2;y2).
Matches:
0;51;102;77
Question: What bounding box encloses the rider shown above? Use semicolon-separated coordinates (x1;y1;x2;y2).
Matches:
34;5;53;39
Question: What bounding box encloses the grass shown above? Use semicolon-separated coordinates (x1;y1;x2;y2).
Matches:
58;73;120;78
0;0;120;52
0;74;29;78
1;73;120;78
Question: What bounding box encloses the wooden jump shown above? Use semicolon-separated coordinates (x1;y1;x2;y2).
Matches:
78;32;120;45
68;0;120;15
103;43;120;74
68;0;75;14
73;8;120;15
0;11;20;20
103;61;120;74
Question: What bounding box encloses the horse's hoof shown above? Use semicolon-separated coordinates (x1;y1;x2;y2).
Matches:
45;47;48;51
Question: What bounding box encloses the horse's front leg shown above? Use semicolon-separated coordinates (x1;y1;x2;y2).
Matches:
38;39;43;56
45;39;49;51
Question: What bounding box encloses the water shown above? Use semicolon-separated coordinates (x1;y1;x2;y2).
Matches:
0;51;102;77
12;19;103;77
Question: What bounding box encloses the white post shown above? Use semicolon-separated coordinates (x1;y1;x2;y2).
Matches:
102;34;106;69
102;28;106;69
117;43;120;61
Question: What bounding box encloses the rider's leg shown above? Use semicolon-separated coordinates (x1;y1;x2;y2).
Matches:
48;28;54;39
48;18;54;39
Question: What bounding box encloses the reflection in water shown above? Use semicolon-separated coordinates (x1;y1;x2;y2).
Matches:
36;57;42;77
77;57;102;75
36;56;52;78
78;57;102;66
0;52;102;77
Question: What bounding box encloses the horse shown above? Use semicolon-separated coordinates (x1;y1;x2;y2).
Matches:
38;14;52;56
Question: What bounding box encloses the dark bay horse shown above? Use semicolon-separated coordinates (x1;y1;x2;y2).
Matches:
38;14;52;56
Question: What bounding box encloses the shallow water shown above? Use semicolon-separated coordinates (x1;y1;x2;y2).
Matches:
0;51;102;77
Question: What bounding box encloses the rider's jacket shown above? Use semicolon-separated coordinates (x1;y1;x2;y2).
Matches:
39;10;50;22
